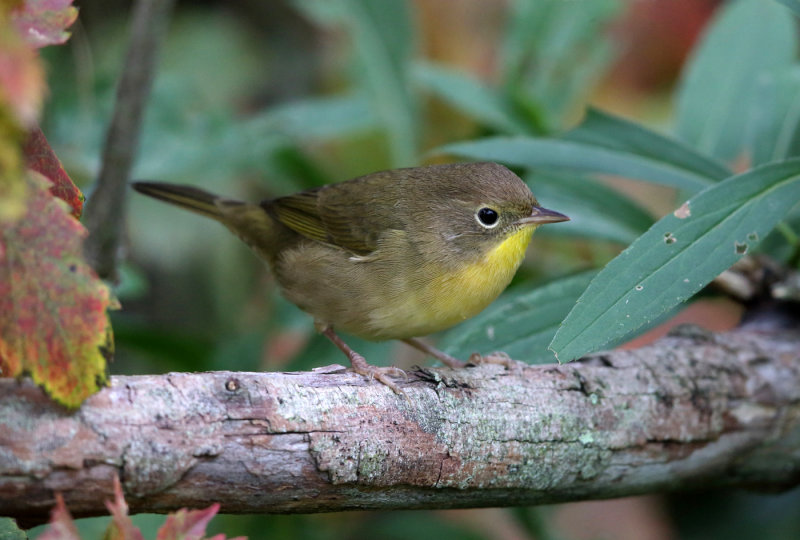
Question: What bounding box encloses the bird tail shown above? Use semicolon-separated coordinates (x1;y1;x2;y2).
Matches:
132;182;232;220
132;181;281;263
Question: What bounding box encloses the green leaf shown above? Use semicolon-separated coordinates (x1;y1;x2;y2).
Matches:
441;272;596;364
437;109;727;191
297;0;418;166
750;67;800;165
675;0;797;161
412;61;525;134
500;0;620;129
550;159;800;362
241;93;376;140
775;0;800;17
0;518;27;540
566;108;731;183
529;172;654;245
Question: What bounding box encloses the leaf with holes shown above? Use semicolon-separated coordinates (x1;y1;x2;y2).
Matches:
0;172;116;408
550;159;800;362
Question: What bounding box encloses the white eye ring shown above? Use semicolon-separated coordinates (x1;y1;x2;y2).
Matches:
475;207;500;229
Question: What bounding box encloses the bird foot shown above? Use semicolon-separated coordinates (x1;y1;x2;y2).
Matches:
349;352;407;395
467;351;523;370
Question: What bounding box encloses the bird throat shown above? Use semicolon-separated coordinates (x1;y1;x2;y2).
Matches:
485;225;536;275
417;225;536;334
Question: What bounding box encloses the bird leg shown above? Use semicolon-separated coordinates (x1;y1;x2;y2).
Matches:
403;338;521;371
319;325;406;394
402;338;465;368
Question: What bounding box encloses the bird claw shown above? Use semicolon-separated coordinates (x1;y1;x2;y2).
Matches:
350;354;407;395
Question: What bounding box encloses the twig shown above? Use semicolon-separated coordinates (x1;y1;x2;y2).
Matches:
82;0;176;280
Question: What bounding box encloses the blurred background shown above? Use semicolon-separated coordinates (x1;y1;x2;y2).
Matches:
31;0;800;538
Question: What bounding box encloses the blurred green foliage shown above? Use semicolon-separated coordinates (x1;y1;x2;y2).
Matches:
33;0;800;538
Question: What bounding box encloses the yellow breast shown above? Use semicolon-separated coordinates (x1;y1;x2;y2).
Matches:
426;225;534;321
379;225;535;338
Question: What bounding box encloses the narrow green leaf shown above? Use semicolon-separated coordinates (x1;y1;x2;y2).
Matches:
343;0;418;167
500;0;620;128
500;0;549;85
566;109;731;182
241;93;376;140
529;172;654;245
750;67;800;165
441;272;596;364
438;137;710;192
775;0;800;17
412;62;526;134
675;0;796;161
437;109;726;191
550;159;800;362
293;0;418;166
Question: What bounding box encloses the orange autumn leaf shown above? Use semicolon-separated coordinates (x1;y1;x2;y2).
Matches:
0;172;116;408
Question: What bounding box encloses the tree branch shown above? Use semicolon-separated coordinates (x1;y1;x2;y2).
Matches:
82;0;175;280
2;317;799;526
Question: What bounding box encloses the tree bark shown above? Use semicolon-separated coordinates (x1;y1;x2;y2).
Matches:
1;317;799;527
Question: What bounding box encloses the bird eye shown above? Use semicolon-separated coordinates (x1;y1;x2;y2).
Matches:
476;207;499;228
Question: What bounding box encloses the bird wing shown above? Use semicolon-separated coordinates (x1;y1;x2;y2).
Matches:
265;189;332;245
265;171;407;256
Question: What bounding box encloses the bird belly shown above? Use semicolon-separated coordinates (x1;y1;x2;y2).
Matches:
277;226;534;341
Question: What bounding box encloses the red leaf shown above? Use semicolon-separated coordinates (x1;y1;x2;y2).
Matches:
37;494;80;540
104;476;145;540
0;2;45;221
156;504;247;540
11;0;78;49
0;30;44;128
156;505;220;540
39;477;246;540
24;127;84;218
0;172;116;408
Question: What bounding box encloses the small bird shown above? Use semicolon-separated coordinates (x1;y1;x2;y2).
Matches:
133;162;568;393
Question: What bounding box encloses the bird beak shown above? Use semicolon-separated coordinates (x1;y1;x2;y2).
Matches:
517;206;570;226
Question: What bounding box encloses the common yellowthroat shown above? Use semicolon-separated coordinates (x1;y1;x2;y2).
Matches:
133;162;568;393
